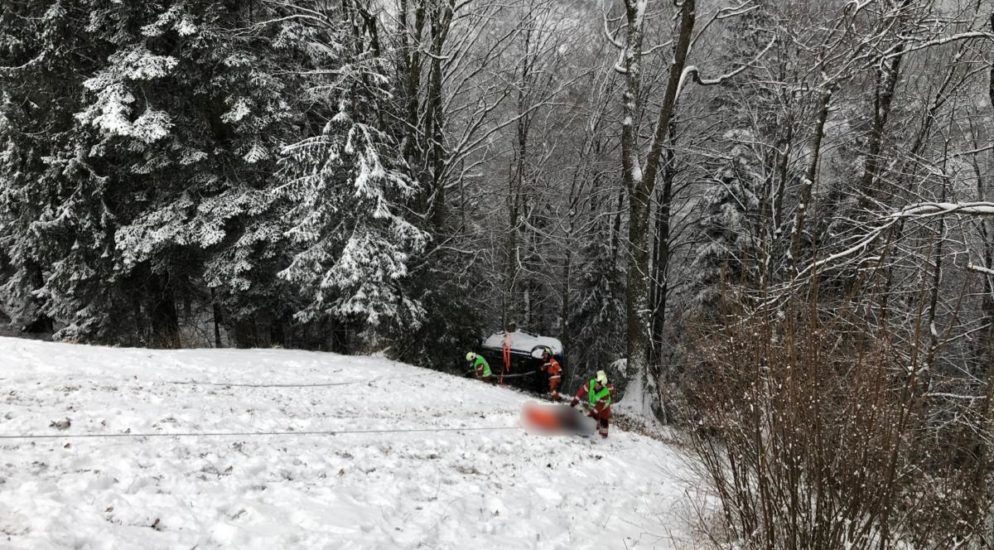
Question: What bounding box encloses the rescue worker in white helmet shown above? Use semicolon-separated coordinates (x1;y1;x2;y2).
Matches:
466;352;493;382
570;370;615;438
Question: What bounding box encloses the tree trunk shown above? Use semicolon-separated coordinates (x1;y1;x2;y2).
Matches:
211;290;223;348
858;27;907;208
986;24;994;337
610;187;624;263
235;317;261;349
270;317;286;348
622;0;695;407
426;3;450;228
504;29;536;329
501;134;527;326
771;121;792;236
22;264;53;334
147;272;180;349
399;0;424;164
789;89;832;266
967;27;994;522
501;198;518;327
650;124;676;360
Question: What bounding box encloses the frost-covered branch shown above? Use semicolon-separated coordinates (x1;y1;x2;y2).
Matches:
602;9;625;50
693;1;758;51
642;40;674;56
0;53;44;73
716;2;758;19
796;202;994;278
890;202;994;219
879;31;994;62
677;37;776;97
799;219;899;276
968;263;994;276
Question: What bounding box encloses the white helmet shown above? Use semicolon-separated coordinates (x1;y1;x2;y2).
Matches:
466;352;477;361
596;370;608;386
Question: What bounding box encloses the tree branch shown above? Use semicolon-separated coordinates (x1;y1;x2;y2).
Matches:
677;36;776;97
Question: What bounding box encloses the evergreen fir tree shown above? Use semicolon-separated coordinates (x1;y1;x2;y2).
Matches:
0;1;303;344
569;236;626;374
691;133;763;312
273;2;427;342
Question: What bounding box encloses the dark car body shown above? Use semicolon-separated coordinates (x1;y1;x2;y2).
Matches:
477;330;566;395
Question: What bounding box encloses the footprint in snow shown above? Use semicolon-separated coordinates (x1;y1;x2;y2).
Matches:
49;418;71;430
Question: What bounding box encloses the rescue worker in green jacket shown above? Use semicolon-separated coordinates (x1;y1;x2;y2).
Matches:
466;352;493;382
570;370;615;438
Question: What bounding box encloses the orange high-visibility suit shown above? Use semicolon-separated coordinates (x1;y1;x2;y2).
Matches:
543;356;562;401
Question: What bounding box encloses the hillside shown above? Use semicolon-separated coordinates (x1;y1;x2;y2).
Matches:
0;338;696;549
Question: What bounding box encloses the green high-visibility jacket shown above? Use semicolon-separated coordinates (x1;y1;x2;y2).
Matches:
588;379;611;408
473;356;492;377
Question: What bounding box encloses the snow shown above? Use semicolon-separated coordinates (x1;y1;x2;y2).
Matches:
221;98;252;124
968;263;994;276
482;330;564;355
613;360;672;440
0;338;696;549
892;201;994;218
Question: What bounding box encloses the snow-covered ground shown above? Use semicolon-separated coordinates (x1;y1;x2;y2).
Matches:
0;338;697;549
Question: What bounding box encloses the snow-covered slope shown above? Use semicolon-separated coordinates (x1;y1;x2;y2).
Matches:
0;338;695;549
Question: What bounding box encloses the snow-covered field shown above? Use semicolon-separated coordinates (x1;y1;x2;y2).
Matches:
0;338;697;549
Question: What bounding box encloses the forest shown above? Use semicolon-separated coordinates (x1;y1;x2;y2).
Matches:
3;0;994;546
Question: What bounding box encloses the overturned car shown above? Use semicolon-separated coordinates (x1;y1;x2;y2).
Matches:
476;330;566;395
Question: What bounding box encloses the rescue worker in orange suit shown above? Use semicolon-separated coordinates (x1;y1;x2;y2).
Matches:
541;348;562;401
570;370;615;438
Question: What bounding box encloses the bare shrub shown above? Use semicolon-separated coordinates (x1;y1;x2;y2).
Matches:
686;292;994;549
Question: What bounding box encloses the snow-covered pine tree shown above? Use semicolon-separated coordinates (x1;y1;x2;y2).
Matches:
698;1;802;278
274;1;426;346
94;1;306;347
1;1;303;345
690;132;763;313
0;1;114;339
391;252;488;372
569;234;626;378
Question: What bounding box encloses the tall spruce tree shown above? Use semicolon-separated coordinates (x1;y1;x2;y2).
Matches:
690;133;763;312
271;1;426;346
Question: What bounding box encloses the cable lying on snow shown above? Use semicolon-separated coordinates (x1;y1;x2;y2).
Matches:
0;425;520;441
166;371;440;388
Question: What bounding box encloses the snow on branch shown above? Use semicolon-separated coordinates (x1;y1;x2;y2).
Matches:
968;263;994;277
879;31;994;62
715;2;759;20
0;53;45;74
889;202;994;219
677;37;776;97
925;392;983;401
796;202;994;277
417;48;451;62
602;10;626;50
614;49;628;75
802;218;899;275
642;40;674;56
